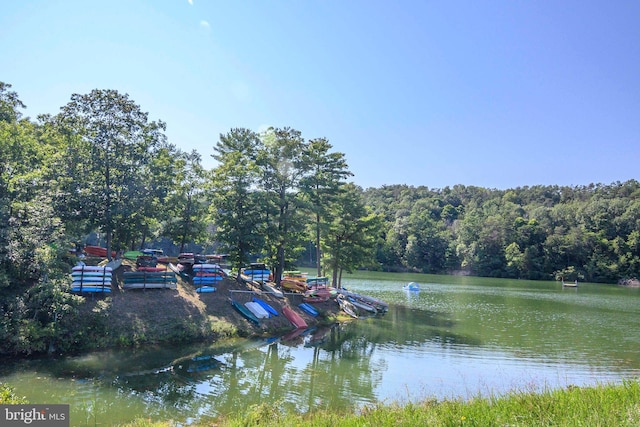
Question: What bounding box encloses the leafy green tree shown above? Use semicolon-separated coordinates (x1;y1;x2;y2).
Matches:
256;127;308;283
209;128;265;275
57;89;166;259
323;184;383;287
0;82;26;123
300;137;352;277
163;150;209;253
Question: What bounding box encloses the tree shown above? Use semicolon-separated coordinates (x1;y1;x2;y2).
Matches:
209;128;265;276
57;89;166;260
256;127;308;284
323;184;383;287
0;82;26;123
163;150;209;253
300;138;352;277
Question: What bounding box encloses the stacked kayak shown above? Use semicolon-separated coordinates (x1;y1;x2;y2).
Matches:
280;278;307;293
241;263;270;283
306;276;329;287
71;265;112;293
122;270;177;289
192;263;224;293
283;270;307;283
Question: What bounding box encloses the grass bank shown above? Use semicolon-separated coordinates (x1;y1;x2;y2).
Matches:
116;380;640;427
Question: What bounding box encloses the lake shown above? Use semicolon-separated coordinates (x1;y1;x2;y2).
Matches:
1;272;639;425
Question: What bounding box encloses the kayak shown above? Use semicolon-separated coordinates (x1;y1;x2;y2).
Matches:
231;300;260;325
72;265;112;273
298;302;319;317
245;301;270;319
252;297;278;317
196;286;217;293
283;306;308;329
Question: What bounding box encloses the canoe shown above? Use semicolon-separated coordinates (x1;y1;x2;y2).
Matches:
283;271;307;282
122;282;177;289
124;271;175;277
252;297;279;317
336;289;389;312
348;297;377;314
281;279;307;293
72;278;111;285
123;250;144;260
283;306;308;329
262;282;285;299
303;295;328;303
298;302;319;317
306;277;329;286
245;301;270;319
307;287;337;299
196;286;217;293
84;246;116;258
337;296;358;318
193;277;222;284
231;300;260;325
193;272;223;278
71;270;112;277
72;265;112;272
137;266;166;272
193;263;222;270
167;263;189;276
71;287;111;293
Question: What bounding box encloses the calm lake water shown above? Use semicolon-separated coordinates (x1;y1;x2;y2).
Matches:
2;272;640;425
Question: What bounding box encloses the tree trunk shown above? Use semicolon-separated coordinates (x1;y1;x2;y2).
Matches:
315;212;322;277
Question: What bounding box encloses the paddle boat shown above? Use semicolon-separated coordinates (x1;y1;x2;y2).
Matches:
403;282;420;291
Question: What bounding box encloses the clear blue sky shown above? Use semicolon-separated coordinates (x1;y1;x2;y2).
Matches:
2;1;639;190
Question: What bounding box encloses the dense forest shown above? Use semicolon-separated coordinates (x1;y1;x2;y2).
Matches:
364;182;640;283
1;81;639;354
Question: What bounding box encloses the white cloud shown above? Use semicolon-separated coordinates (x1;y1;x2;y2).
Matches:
200;20;210;28
188;0;193;5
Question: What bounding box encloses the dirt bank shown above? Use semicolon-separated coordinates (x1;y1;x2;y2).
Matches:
76;263;341;350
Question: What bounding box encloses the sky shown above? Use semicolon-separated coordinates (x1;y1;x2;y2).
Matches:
2;1;639;190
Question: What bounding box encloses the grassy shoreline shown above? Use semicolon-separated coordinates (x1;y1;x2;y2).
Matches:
109;380;640;426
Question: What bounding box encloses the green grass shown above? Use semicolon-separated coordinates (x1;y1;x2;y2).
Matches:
116;380;640;427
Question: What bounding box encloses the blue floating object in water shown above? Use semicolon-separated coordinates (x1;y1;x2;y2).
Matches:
403;282;420;291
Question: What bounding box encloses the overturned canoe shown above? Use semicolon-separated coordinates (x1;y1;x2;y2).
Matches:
283;306;308;329
252;297;279;317
298;302;319;317
231;299;260;325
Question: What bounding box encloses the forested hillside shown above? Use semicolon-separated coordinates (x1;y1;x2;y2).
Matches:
364;182;640;282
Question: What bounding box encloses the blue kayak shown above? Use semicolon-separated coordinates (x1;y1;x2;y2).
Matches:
298;302;319;317
252;297;278;317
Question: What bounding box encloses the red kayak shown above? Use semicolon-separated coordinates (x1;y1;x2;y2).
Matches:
282;306;308;329
137;266;166;272
84;245;116;258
